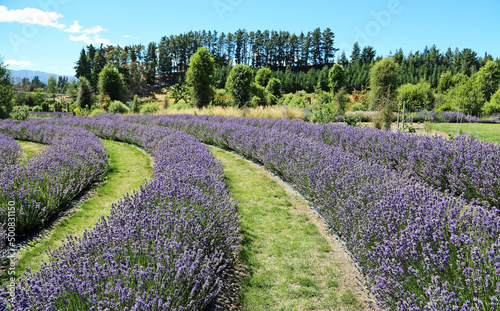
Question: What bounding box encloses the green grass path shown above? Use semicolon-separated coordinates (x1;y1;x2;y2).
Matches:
431;123;500;143
211;147;375;311
11;140;153;278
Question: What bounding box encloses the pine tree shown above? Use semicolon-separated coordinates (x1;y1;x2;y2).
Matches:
75;48;91;81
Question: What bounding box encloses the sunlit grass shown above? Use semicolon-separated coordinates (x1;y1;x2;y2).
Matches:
211;147;363;310
431;122;500;143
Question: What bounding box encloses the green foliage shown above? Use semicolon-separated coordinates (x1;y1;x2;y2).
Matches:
437;71;454;94
54;102;63;112
281;91;310;108
108;101;130;114
226;64;253;107
350;102;366;111
140;103;159;114
32;88;46;107
255;67;272;87
164;83;190;104
186;47;216;108
333;87;349;115
369;58;399;129
0;58;14;119
309;104;338;124
316;91;332;105
89;108;105;117
397;81;435;110
315;65;330;92
266;78;282;98
47;76;58;98
250;96;261;108
131;95;141;113
435;101;455;112
328;64;344;94
68;103;77;113
32;105;42;112
213;89;233;106
451;78;486;115
76;77;94;110
482;87;500;115
471;60;500;101
41;102;50;112
98;64;128;102
10;107;30;120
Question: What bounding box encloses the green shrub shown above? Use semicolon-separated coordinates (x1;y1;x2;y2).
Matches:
333;88;349;115
32;105;42;112
169;100;191;110
213;90;233;107
350;102;366;111
482;87;500;115
250;96;261;108
108;100;130;114
266;78;282;98
317;91;332;105
140;103;160;114
54;102;63;112
396;81;435;111
41;102;50;112
309;104;338;124
267;93;278;105
10;107;30;120
89;108;105;117
68;103;77;113
131;95;141;113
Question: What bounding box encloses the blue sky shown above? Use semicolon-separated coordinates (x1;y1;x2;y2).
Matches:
1;0;499;76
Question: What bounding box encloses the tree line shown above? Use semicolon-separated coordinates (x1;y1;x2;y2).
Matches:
74;28;499;98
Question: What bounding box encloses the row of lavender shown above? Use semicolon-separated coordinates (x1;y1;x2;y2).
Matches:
112;114;498;310
139;114;500;208
0;121;108;250
1;118;239;310
0;134;21;173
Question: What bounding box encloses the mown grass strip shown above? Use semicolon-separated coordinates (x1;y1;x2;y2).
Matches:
431;122;500;143
16;140;46;164
11;140;153;278
210;147;368;311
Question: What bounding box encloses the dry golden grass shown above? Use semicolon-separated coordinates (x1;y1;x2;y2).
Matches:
158;105;306;120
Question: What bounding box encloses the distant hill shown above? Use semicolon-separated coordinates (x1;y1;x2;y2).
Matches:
10;70;76;84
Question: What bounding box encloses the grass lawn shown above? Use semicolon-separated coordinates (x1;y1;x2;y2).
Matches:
211;147;370;311
9;140;153;279
431;123;500;144
17;141;46;164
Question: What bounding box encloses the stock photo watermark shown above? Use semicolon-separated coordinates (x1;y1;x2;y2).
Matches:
354;0;411;46
213;0;242;20
7;0;70;52
6;200;16;304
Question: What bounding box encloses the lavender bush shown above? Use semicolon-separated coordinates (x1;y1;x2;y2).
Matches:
0;134;21;172
1;119;239;310
0;120;108;237
138;114;500;207
111;114;499;310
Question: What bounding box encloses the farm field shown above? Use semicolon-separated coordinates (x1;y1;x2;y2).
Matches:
0;115;499;310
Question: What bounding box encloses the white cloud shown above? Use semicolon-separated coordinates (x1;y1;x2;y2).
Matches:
0;5;65;29
69;33;114;46
84;25;104;34
65;20;82;33
123;35;131;38
69;33;93;45
5;60;35;67
64;20;105;35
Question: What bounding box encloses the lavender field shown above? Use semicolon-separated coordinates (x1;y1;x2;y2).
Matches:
0;115;499;310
